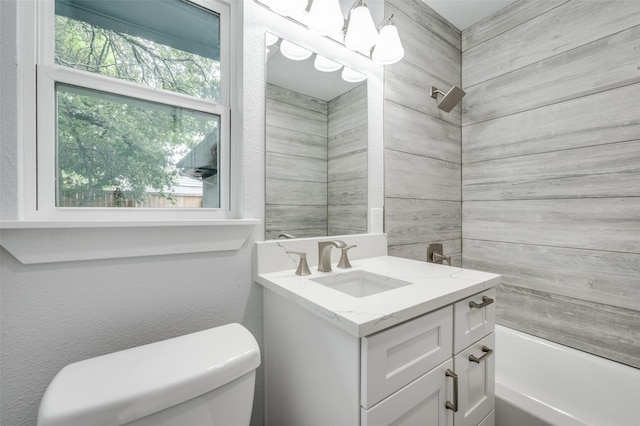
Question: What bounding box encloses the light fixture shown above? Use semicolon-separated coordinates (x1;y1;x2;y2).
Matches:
255;0;403;67
265;33;279;47
314;55;343;73
279;40;313;61
371;15;404;65
261;0;307;16
307;0;344;36
344;0;378;52
341;67;367;83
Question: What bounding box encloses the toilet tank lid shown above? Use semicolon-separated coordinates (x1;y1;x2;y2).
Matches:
37;323;260;426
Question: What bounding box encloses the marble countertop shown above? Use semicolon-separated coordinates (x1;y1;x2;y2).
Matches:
256;255;501;337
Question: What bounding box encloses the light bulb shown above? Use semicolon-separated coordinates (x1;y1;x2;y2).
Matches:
265;33;279;47
341;67;367;83
307;0;345;36
314;55;342;72
371;22;404;65
344;2;378;51
280;40;313;61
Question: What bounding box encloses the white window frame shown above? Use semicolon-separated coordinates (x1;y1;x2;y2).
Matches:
21;0;236;221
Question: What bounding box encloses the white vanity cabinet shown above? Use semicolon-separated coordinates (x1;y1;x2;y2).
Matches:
263;286;497;426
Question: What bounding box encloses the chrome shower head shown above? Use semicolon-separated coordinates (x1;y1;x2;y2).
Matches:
430;85;466;112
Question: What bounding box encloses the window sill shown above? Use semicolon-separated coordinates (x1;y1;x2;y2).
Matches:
0;219;259;264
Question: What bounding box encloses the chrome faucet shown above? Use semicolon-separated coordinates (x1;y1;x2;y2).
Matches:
317;240;346;272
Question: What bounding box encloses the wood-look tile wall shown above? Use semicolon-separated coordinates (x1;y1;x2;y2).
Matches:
462;0;640;367
266;83;368;239
266;84;328;239
383;0;463;265
328;83;368;236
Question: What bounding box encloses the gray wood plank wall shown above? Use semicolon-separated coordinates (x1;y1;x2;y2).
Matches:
265;84;328;239
328;84;368;236
462;0;640;368
266;83;368;239
384;0;462;265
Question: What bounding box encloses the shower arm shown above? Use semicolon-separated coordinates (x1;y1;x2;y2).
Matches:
430;87;447;99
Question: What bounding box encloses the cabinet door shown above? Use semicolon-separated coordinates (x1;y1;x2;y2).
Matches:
478;410;495;426
454;288;495;354
454;333;495;426
361;306;453;408
361;359;454;426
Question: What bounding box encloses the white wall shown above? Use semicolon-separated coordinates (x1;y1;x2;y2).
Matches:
0;2;265;426
0;0;19;220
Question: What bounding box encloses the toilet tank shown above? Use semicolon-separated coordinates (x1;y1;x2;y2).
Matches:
38;323;260;426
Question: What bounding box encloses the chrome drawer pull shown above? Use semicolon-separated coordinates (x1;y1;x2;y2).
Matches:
469;296;494;309
469;346;494;364
445;369;458;412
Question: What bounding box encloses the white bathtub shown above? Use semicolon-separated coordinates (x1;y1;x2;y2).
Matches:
495;325;640;426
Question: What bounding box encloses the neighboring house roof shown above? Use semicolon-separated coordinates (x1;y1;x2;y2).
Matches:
176;132;218;179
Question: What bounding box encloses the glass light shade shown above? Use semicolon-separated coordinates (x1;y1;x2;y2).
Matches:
279;40;313;61
265;33;279;47
341;67;367;83
371;24;404;65
344;4;378;51
314;55;342;72
307;0;345;36
263;0;308;16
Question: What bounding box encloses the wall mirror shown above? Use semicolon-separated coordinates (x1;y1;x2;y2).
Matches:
265;33;369;240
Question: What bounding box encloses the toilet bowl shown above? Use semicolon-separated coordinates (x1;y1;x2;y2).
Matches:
37;323;260;426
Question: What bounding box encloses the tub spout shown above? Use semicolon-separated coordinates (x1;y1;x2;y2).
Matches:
317;240;346;272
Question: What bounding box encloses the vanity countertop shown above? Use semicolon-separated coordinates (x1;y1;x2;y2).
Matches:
256;255;500;337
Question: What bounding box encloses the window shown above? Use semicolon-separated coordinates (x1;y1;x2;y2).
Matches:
26;0;233;220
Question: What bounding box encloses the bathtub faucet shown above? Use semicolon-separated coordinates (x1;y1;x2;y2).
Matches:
427;243;451;265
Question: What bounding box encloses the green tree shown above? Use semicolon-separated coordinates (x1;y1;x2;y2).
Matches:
54;13;219;207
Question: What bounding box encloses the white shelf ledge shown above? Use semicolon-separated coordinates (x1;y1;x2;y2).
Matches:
0;219;259;264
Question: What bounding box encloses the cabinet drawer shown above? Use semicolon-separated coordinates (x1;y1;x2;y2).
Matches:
454;333;495;426
454;288;495;354
361;359;454;426
361;306;453;408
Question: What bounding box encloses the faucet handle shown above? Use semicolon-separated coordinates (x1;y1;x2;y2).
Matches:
433;252;452;266
337;245;357;269
286;251;312;276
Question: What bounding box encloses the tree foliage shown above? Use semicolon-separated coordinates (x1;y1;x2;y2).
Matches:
54;14;220;207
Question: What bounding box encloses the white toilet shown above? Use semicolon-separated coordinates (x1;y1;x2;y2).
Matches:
37;323;260;426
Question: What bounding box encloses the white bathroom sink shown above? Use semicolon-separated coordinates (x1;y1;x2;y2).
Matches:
311;270;411;298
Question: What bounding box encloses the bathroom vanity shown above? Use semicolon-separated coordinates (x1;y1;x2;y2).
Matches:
255;235;500;426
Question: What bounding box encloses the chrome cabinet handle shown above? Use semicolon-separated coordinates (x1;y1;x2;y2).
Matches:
469;346;494;364
469;296;494;309
445;369;458;412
